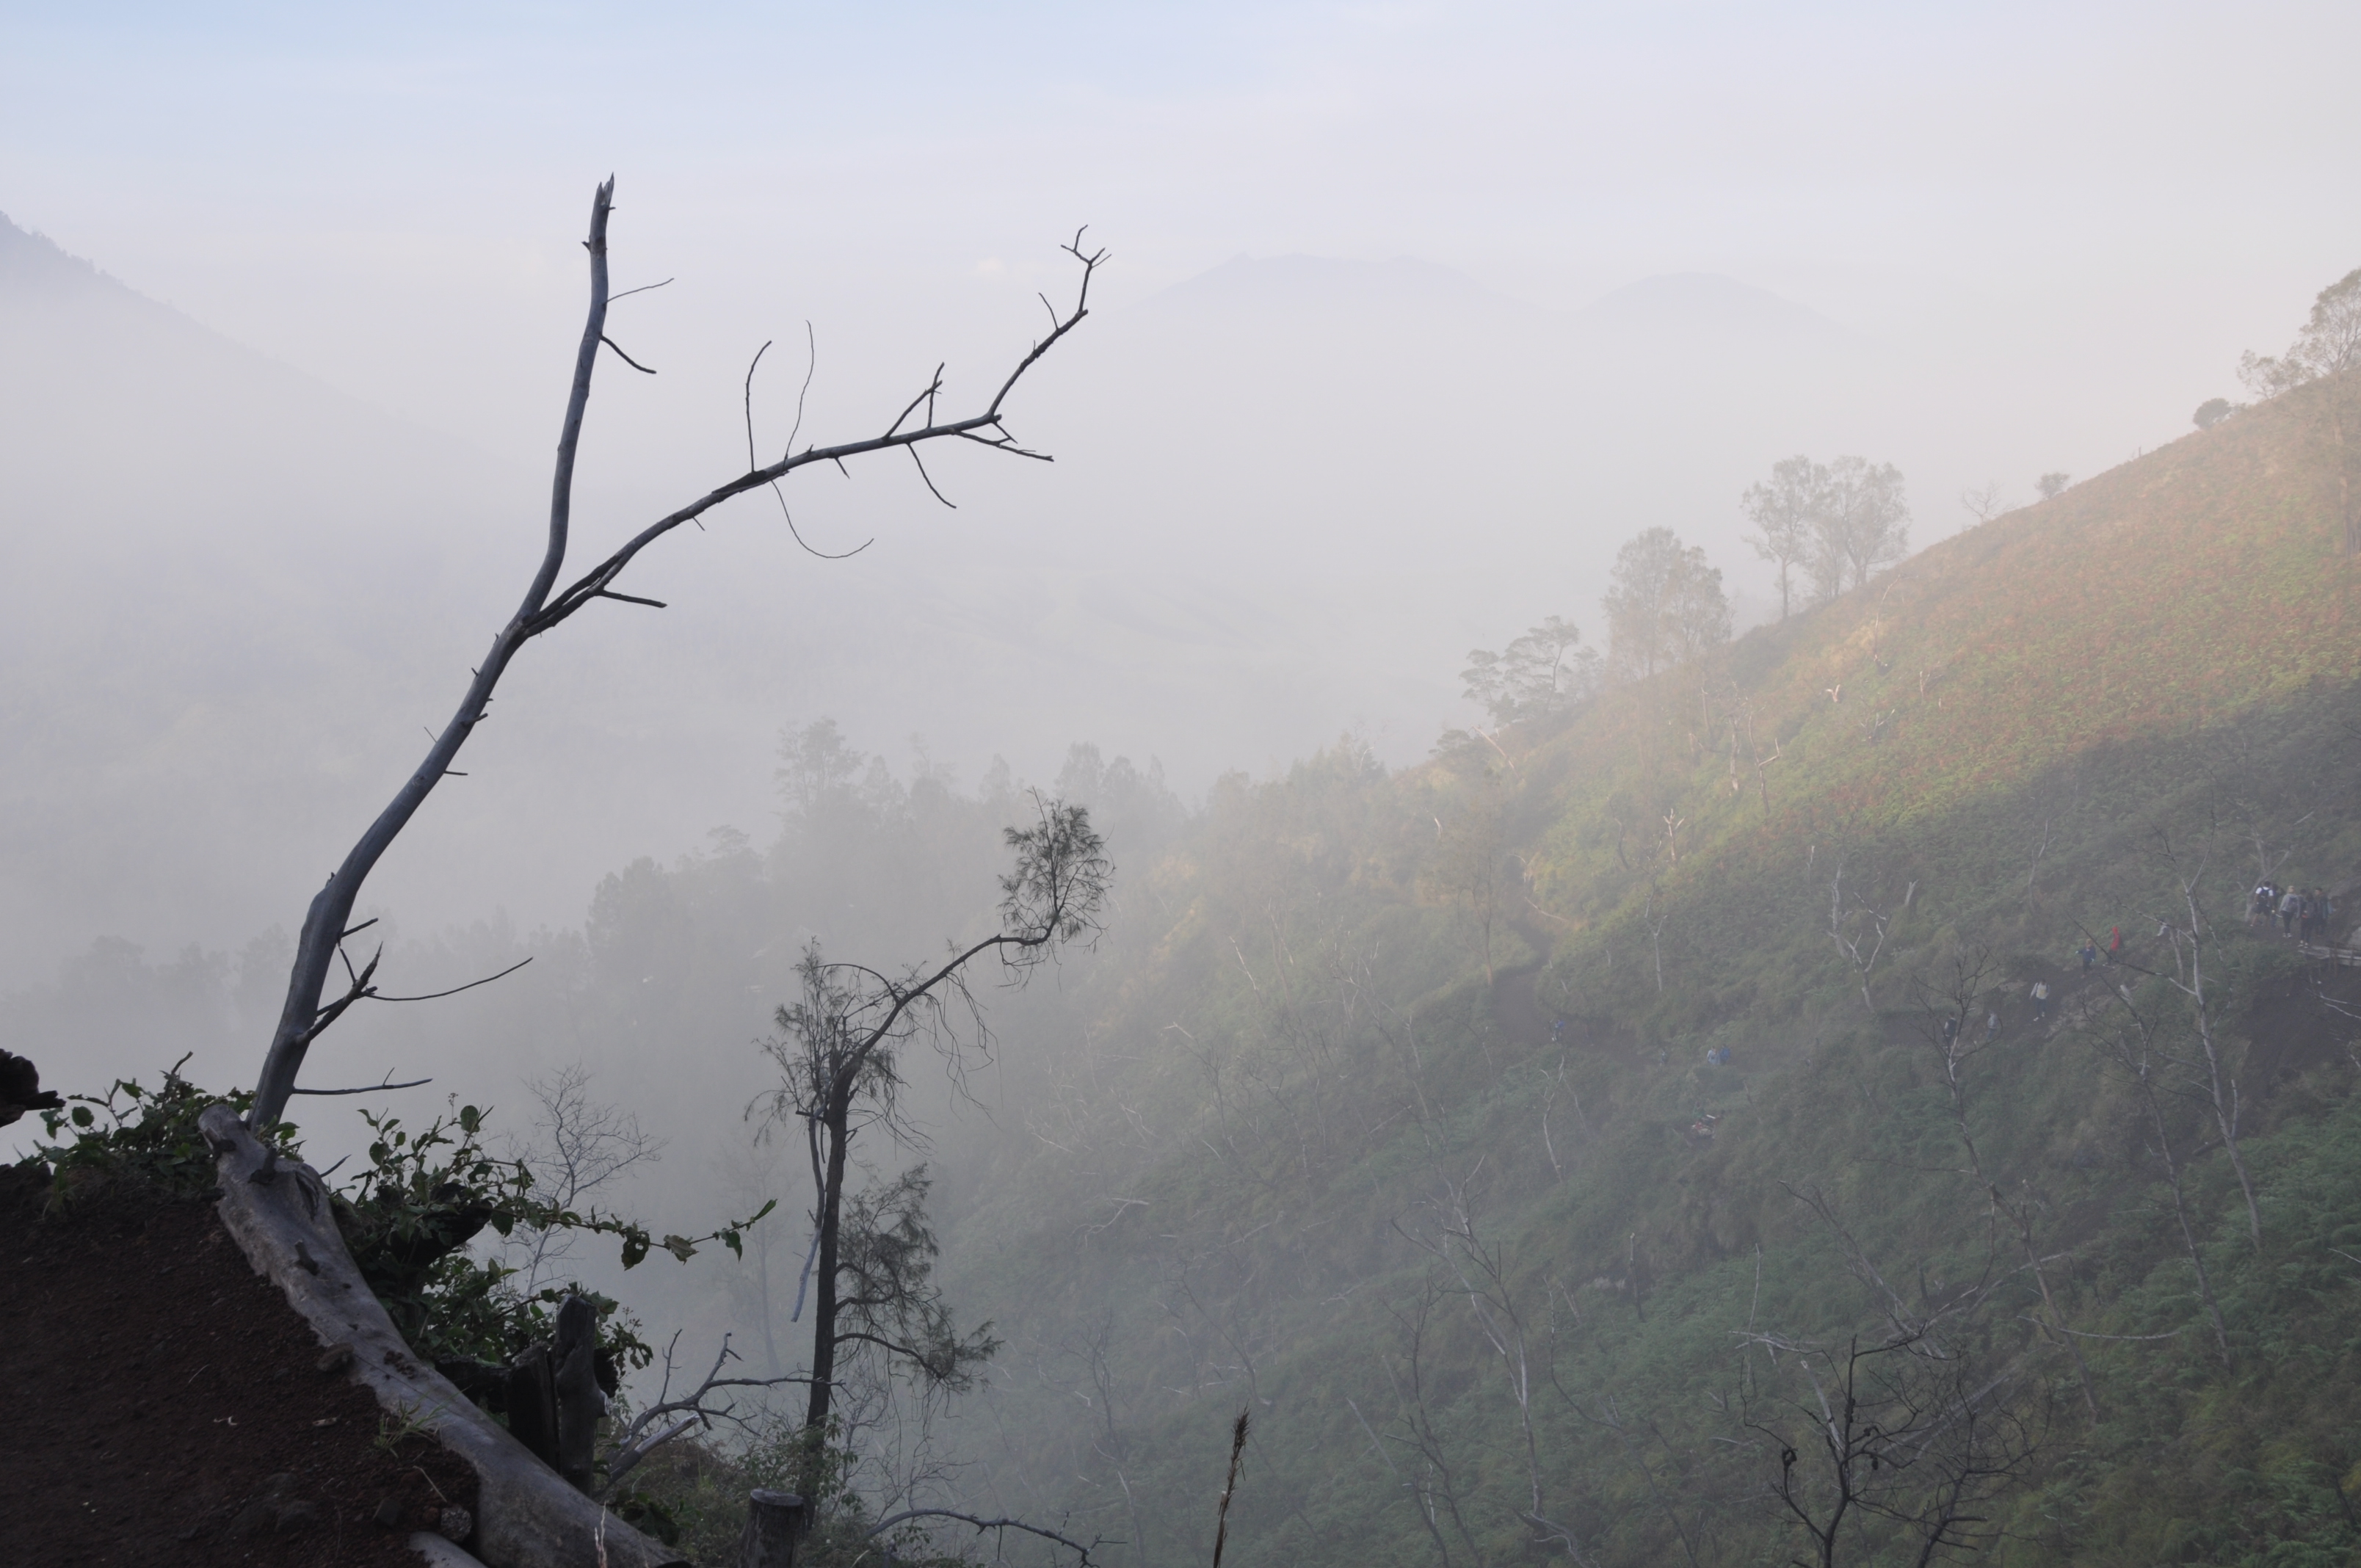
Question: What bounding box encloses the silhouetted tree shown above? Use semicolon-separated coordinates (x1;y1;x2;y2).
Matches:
750;797;1111;1498
1604;528;1730;680
1742;456;1824;620
2240;264;2361;552
1810;457;1910;600
2239;266;2361;397
1461;615;1600;725
1745;1332;2040;1568
1958;481;2012;524
2034;472;2070;502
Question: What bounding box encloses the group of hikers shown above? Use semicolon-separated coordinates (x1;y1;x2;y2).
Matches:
2250;881;2340;944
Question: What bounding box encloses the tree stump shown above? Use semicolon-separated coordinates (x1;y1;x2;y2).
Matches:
552;1293;601;1495
506;1343;558;1470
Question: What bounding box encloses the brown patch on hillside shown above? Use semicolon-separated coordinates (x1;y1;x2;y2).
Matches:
0;1163;476;1566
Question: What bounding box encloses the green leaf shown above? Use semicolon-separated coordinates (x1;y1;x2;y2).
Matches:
661;1234;698;1263
70;1105;93;1128
620;1233;649;1269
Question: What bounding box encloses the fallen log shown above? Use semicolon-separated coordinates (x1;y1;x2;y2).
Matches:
201;1103;685;1568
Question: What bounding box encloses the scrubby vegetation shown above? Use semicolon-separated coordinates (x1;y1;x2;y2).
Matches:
590;367;2361;1564
16;351;2361;1566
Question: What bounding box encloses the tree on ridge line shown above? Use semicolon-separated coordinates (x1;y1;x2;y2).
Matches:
1740;453;1911;613
1604;526;1730;681
2240;264;2361;554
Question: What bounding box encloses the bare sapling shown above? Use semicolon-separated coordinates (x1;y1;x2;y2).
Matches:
749;797;1112;1504
1904;948;2100;1419
2083;995;2235;1365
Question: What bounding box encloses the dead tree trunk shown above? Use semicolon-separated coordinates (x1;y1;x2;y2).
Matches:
199;1105;683;1568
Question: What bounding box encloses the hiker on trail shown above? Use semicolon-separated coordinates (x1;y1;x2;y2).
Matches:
1551;1017;1567;1044
2250;885;2270;927
2108;926;2122;962
1984;1010;2000;1042
2080;940;2098;972
2281;887;2303;935
1943;1014;1960;1045
2031;980;2050;1020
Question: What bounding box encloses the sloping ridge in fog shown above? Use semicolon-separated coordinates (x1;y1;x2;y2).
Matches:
918;368;2361;1565
0;225;1927;991
0;214;533;980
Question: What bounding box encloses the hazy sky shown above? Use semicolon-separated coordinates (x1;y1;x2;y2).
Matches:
5;0;2360;984
7;0;2357;458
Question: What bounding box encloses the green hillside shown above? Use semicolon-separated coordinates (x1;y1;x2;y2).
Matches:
917;369;2361;1567
32;366;2355;1567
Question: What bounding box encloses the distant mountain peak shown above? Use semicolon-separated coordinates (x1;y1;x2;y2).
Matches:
0;211;125;301
1572;271;1859;344
1134;252;1534;322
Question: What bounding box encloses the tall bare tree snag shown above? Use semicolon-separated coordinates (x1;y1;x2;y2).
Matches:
249;181;1104;1128
1900;948;2100;1421
1744;1332;2039;1568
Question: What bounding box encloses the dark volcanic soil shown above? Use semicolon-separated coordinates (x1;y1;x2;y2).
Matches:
0;1162;477;1567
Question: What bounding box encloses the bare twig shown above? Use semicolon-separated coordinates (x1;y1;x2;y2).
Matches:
1211;1407;1252;1568
865;1509;1104;1564
289;1073;432;1097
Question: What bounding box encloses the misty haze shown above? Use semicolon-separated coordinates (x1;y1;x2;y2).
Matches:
5;6;2361;1567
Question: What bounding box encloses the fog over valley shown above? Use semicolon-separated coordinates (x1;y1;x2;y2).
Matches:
7;7;2361;1567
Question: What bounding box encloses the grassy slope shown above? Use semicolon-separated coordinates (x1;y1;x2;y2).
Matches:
927;371;2361;1567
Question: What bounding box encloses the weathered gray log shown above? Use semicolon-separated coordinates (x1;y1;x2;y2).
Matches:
201;1104;684;1568
410;1531;493;1567
739;1489;805;1568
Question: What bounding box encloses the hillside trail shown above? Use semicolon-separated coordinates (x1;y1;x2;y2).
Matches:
1490;907;1563;1052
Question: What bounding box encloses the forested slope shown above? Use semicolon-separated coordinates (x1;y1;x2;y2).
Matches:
27;366;2356;1567
918;369;2361;1567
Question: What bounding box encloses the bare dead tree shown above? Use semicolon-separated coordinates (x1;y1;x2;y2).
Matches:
1829;857;1893;1013
748;797;1112;1495
600;1331;809;1498
1897;948;2101;1420
1911;945;2003;1182
1379;1280;1491;1568
1408;1180;1585;1561
248;180;1105;1128
1644;885;1671;996
2081;995;2235;1366
2149;845;2263;1250
1745;1332;2039;1568
501;1064;664;1293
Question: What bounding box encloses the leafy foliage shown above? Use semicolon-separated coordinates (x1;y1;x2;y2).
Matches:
33;1053;263;1205
29;1061;770;1413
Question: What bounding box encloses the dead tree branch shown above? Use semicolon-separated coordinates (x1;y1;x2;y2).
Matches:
249;185;1102;1127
